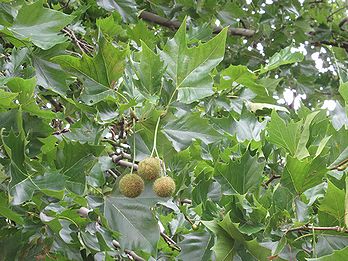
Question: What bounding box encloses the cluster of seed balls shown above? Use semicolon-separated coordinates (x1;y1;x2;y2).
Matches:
118;157;176;198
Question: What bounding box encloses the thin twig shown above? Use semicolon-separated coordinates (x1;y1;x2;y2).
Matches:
107;169;119;179
111;154;139;170
62;28;93;53
58;0;71;11
139;10;255;37
339;17;348;31
286;225;348;234
329;158;348;170
44;96;74;124
112;240;145;261
314;40;348;52
327;6;348;21
263;174;281;187
180;199;192;205
160;232;181;251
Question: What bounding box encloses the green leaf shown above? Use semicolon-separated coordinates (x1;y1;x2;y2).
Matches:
128;21;157;49
131;41;164;97
52;36;128;104
283;156;327;194
339;81;348;104
204;213;272;260
103;184;160;254
162;113;220;151
6;77;56;119
7;1;73;49
314;234;348;257
260;46;304;74
267;110;318;159
267;110;301;156
159;18;227;104
328;147;348;170
177;231;214;261
0;89;17;109
96;15;126;39
9;163;66;205
215;151;265;195
0;193;24;224
232;107;267;142
203;219;235;260
295;111;320;160
31;44;70;95
218;65;267;96
308;246;348;261
55;141;104;194
62;115;104;144
345;175;348;228
97;0;137;22
319;180;345;226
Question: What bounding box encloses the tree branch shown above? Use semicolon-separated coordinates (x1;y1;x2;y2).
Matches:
160;231;181;251
339;17;348;31
139;10;255;37
313;40;348;52
180;199;192;205
111;154;138;171
112;240;145;261
329;157;348;171
62;28;93;53
286;225;348;234
263;174;281;187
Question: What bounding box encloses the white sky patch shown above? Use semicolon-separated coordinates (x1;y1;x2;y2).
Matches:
266;0;274;4
105;132;113;139
293;96;302;110
246;0;252;4
215;19;221;27
283;88;294;105
46;103;52;109
291;43;307;55
247;46;253;51
256;43;264;55
311;52;319;60
322;100;336;111
243;39;248;44
277;98;286;104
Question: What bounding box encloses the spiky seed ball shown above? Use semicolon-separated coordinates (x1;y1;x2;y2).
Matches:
138;157;161;181
153;176;176;198
119;174;144;198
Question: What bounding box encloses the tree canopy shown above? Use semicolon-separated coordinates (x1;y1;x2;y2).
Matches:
0;0;348;260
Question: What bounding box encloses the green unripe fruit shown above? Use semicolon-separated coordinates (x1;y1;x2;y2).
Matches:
119;174;144;198
153;176;176;198
138;157;161;181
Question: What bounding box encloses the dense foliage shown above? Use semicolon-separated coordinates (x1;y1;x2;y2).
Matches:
0;0;348;260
